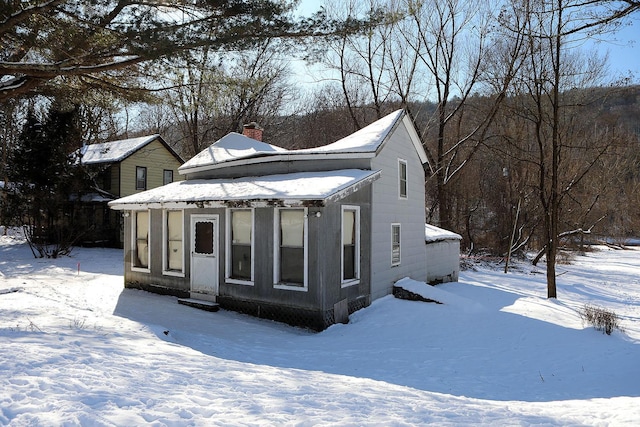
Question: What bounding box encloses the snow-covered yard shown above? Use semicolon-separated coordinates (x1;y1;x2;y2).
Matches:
1;232;639;426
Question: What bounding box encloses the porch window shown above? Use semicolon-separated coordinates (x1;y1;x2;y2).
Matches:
136;166;147;190
398;159;407;199
391;223;401;266
132;210;150;270
163;210;183;275
228;209;253;283
342;206;360;286
274;208;307;290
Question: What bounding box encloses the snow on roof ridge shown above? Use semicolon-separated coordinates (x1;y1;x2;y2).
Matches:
180;133;286;171
180;110;406;172
299;109;404;154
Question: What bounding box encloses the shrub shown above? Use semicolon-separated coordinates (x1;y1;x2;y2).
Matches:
580;304;622;335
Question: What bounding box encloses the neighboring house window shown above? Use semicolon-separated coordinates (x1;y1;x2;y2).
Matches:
274;208;307;290
101;167;111;191
227;209;253;284
342;206;360;286
163;169;173;186
136;166;147;190
132;210;150;271
391;223;401;266
398;159;408;199
163;210;184;275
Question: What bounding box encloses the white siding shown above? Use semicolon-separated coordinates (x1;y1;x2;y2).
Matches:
425;240;460;284
370;121;428;300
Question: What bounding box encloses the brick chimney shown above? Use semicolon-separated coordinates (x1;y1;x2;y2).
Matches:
242;122;263;142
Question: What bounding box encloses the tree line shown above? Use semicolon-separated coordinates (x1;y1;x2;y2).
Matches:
1;0;639;297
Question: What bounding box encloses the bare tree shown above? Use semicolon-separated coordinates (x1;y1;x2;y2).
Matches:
496;0;628;298
136;42;294;159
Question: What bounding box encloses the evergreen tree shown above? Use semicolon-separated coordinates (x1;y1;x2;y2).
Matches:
9;103;87;257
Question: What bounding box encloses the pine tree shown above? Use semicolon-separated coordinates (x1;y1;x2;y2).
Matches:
9;103;88;257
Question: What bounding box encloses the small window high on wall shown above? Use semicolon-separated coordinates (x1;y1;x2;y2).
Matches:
398;159;408;199
274;208;307;290
132;210;150;271
163;210;183;275
228;209;253;283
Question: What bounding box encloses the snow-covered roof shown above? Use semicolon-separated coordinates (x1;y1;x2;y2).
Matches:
109;169;381;210
179;110;419;174
299;110;404;154
80;135;166;165
425;224;462;243
181;133;286;171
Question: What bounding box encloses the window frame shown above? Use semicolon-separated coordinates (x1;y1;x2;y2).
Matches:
131;210;151;273
391;223;401;266
163;169;174;186
225;208;255;286
398;158;408;199
273;207;308;292
136;166;147;190
162;209;185;277
341;205;361;287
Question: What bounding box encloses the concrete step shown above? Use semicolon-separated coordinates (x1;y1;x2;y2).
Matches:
177;298;220;312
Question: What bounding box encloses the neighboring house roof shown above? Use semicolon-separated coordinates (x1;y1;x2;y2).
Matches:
179;109;426;175
79;134;184;165
109;169;381;210
425;224;462;243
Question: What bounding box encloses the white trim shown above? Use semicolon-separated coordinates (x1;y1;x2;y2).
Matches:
401;114;429;164
131;210;150;273
162;209;185;277
398;158;408;200
190;214;220;298
341;205;361;288
273;207;308;291
391;223;401;267
225;208;255;286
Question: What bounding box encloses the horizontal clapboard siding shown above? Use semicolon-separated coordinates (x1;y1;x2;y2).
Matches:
120;139;184;196
370;122;427;300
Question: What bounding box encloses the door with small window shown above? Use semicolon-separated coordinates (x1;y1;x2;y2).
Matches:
190;215;219;298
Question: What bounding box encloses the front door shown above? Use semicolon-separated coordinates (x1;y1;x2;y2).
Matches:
190;215;219;300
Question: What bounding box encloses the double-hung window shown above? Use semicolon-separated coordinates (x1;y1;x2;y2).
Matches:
391;223;401;266
398;159;408;199
163;169;173;186
132;210;150;271
341;206;360;286
163;210;184;276
274;208;307;290
136;166;147;190
228;209;253;284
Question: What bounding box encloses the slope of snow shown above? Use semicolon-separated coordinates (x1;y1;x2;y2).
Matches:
108;169;380;209
180;133;287;171
1;234;639;426
79;135;160;165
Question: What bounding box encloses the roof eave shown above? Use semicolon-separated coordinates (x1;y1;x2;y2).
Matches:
178;152;376;176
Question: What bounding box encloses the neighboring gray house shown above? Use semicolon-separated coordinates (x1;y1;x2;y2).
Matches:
109;110;458;330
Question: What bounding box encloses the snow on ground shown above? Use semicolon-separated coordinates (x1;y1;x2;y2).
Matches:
1;232;640;426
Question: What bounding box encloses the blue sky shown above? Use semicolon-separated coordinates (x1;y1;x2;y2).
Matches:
295;2;639;83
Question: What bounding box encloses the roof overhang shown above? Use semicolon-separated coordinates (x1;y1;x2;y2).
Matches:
109;169;381;211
